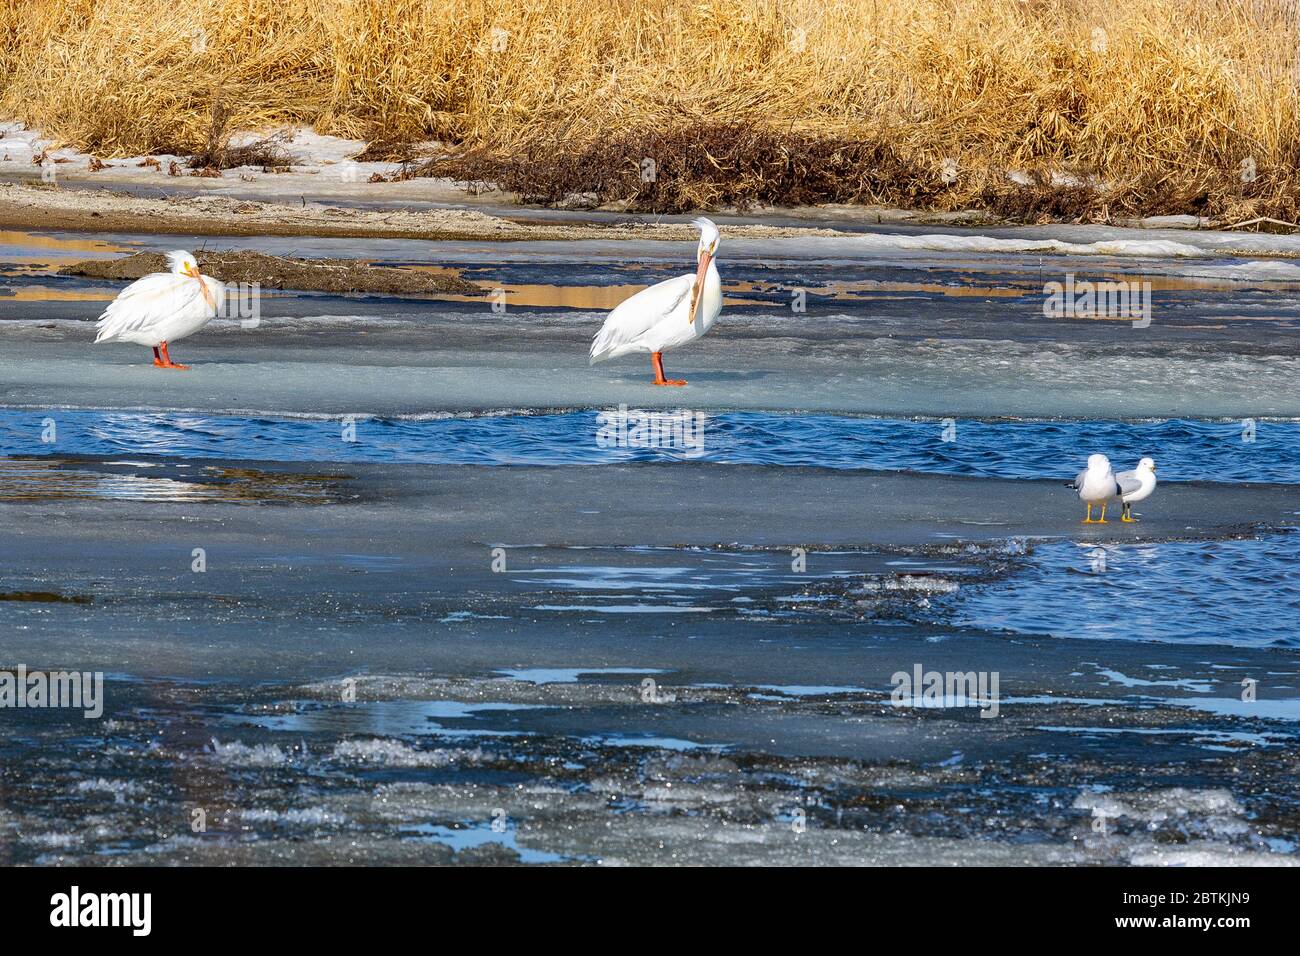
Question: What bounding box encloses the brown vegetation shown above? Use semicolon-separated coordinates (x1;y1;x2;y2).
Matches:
59;250;483;295
2;0;1299;219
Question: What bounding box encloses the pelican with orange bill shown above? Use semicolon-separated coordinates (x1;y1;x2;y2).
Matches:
589;218;723;386
93;250;225;369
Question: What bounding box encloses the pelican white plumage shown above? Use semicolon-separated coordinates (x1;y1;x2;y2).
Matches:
590;217;722;385
94;250;224;369
1115;457;1158;523
1068;453;1121;523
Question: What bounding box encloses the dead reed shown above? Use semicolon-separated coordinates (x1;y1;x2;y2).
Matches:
2;0;1298;219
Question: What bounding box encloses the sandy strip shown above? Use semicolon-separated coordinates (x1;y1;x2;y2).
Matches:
0;181;845;242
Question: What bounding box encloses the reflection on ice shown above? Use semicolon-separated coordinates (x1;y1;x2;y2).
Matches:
1170;697;1300;721
1091;667;1214;693
230;700;538;738
579;734;724;752
535;603;718;613
398;822;572;864
1035;725;1284;748
0;457;340;503
496;667;664;685
752;685;866;697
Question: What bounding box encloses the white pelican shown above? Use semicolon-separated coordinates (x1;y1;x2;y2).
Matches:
1115;457;1157;523
94;250;224;369
590;217;722;385
1069;453;1120;523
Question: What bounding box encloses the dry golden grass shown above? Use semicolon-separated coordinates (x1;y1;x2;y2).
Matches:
2;0;1299;217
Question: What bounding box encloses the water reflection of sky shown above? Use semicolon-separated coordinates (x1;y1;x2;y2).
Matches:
0;457;334;502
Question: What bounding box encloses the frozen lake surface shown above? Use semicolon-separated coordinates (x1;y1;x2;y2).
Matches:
2;220;1299;865
3;225;1300;418
2;458;1297;864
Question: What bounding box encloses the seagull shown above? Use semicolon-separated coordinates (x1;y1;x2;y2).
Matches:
1115;457;1157;522
94;250;224;369
1067;453;1120;523
589;217;722;385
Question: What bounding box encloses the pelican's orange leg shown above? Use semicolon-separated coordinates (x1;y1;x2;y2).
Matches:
154;341;189;370
651;351;686;386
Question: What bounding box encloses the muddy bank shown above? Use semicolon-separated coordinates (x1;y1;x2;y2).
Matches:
58;250;483;296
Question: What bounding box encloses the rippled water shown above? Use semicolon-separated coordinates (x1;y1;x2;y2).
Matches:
494;540;1300;649
948;531;1300;648
2;409;1296;482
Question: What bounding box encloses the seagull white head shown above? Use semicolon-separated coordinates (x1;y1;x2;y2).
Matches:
1138;456;1156;473
691;217;720;262
1087;453;1111;470
166;250;202;279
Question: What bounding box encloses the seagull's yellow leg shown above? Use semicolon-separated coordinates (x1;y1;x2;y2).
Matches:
1082;503;1094;524
1097;502;1108;524
1121;503;1136;523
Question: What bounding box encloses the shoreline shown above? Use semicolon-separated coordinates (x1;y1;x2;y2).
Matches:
0;180;863;243
0;177;1247;245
